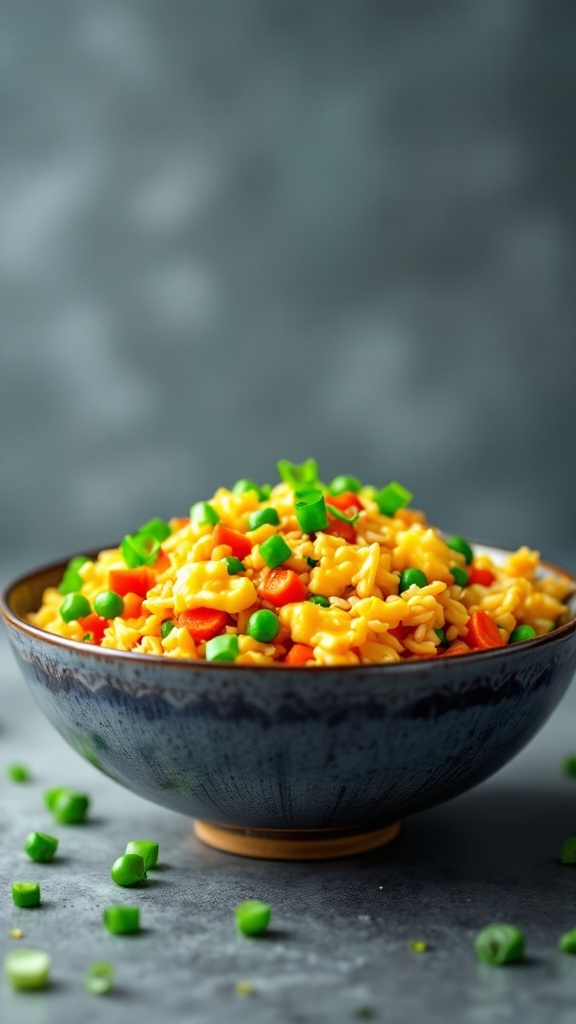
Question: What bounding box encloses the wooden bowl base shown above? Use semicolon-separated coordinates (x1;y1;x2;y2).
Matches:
193;820;400;860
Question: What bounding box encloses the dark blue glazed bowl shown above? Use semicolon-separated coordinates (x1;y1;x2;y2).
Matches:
2;546;576;859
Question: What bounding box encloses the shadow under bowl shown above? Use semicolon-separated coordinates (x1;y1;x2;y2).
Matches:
2;545;576;859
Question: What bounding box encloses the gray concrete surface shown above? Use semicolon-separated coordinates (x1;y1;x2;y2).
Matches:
1;629;576;1024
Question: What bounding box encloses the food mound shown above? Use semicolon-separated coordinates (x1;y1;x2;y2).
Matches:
28;460;573;666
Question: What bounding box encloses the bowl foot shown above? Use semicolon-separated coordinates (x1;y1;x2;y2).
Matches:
193;820;400;860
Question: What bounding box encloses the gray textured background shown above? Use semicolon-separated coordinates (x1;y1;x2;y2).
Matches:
2;1;576;576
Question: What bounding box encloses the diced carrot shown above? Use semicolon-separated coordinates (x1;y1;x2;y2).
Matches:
109;568;155;599
153;550;171;575
440;640;471;657
465;610;504;650
258;568;307;607
468;566;496;587
213;524;252;560
285;643;314;665
177;607;228;642
326;491;364;513
325;515;356;543
388;624;408;641
78;612;108;644
122;592;144;619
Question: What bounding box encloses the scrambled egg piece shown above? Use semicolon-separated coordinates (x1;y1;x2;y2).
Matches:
279;602;368;656
173;561;257;614
309;540;382;599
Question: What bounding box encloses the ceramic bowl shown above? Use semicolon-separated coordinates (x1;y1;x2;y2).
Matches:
2;545;576;860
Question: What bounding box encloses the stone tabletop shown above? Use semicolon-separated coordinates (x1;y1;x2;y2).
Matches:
1;632;576;1024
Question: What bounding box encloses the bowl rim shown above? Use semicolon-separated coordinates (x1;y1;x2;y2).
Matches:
2;543;576;674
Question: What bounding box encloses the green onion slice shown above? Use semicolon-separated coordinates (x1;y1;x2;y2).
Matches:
85;961;114;995
121;533;161;568
277;458;319;489
326;503;359;525
4;949;51;990
375;481;413;516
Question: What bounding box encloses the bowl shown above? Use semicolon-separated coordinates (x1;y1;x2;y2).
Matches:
2;544;576;860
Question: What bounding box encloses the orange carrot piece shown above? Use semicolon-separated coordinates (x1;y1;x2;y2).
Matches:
153;550;171;575
325;515;356;543
441;640;471;657
258;568;307;607
465;610;504;650
285;643;314;665
468;566;496;587
213;524;252;560
177;607;228;642
78;612;108;644
326;491;364;513
122;592;144;619
109;568;155;599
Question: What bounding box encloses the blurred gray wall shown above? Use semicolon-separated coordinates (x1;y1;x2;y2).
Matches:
2;0;575;576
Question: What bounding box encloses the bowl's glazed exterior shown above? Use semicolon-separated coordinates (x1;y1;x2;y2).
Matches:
2;549;576;858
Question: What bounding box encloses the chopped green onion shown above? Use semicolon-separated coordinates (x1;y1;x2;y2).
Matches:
94;591;124;619
110;854;147;887
68;556;91;571
125;840;159;870
277;458;319;488
206;634;239;662
232;479;262;498
328;474;362;495
558;928;576;954
375;481;413;516
450;566;469;588
399;568;427;592
59;569;84;594
295;490;328;534
308;595;331;608
474;924;525;964
234;900;272;936
137;518;172;542
248;507;280;530
11;883;41;908
562;755;576;777
160;619;175;639
509;624;537;643
259;535;292;569
326;503;359;525
121;533;161;568
7;763;30;783
410;940;428;953
190;502;220;527
434;628;447;646
446;536;474;564
306;557;319;568
60;593;91;623
224;556;245;576
103;905;140;934
46;788;90;825
4;949;51;990
259;483;272;499
85;962;114;995
560;837;576;864
247;610;279;643
24;832;58;863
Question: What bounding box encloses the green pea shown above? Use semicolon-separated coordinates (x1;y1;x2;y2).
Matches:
399;568;427;592
59;569;84;595
93;591;124;619
232;479;261;497
307;595;331;608
446;536;474;564
247;610;279;643
190;502;220;527
60;594;91;623
558;928;576;954
434;628;447;646
161;619;175;639
560;837;576;864
474;924;525;964
509;625;537;643
450;566;469;588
